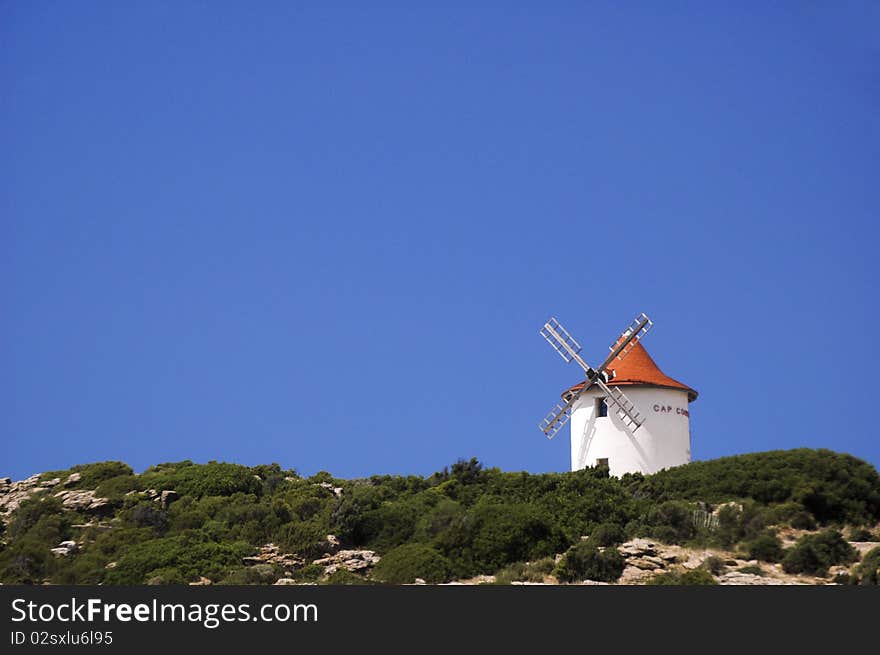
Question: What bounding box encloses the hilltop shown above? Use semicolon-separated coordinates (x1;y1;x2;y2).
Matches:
1;449;879;585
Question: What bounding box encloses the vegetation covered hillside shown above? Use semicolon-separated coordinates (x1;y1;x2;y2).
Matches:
1;449;879;585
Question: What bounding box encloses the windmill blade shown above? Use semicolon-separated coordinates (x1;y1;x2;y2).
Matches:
540;317;592;374
594;378;644;433
538;385;591;439
596;312;653;375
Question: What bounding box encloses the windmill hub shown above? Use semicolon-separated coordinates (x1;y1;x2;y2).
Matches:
538;313;698;477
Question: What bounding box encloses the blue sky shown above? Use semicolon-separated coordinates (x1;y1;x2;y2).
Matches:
2;2;878;480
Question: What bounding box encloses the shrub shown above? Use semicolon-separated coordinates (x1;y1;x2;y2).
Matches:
627;449;880;525
141;462;262;498
848;527;875;542
553;541;625;583
702;555;727;576
590;523;625;547
40;462;134;489
745;532;785;563
494;558;555;584
146;568;186;585
95;475;142;500
275;520;333;560
0;539;55;584
126;503;169;533
6;496;69;543
790;512;817;530
435;502;566;576
782;529;859;576
372;544;453;584
642;501;697;544
323;569;373;585
295;563;325;582
648;569;718;585
852;546;880;585
218;564;279;585
738;564;765;576
104;533;253;584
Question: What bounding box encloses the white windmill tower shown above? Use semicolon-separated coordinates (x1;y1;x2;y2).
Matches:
538;313;698;477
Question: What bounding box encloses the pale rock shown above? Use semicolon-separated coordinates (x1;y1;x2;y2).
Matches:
41;478;61;487
317;482;343;497
629;557;661;571
65;472;82;486
50;540;78;557
189;577;212;586
54;489;112;514
274;578;300;585
242;543;305;570
618;539;658;558
719;572;799;586
313;549;381;575
159;490;179;508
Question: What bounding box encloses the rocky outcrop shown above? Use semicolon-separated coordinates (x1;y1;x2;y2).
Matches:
242;543;306;570
53;489;112;515
50;540;78;557
718;571;794;586
0;474;43;515
312;549;380;575
617;538;683;580
317;482;343;497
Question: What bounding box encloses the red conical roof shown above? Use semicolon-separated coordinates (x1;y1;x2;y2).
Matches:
564;342;698;402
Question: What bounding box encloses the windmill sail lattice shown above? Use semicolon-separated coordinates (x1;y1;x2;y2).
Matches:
538;313;650;439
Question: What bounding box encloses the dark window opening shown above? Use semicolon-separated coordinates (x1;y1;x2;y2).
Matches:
595;397;608;418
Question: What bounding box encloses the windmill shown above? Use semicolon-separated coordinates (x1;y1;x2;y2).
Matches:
537;312;698;475
538;313;653;439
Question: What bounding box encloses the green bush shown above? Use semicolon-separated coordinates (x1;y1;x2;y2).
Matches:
553;541;625;583
745;532;785;563
6;496;70;543
852;546;880;585
0;539;55;584
590;523;625;547
104;533;254;584
95;475;142;500
372;544;453;584
125;503;169;533
493;558;555;584
648;569;718;585
323;569;373;585
141;461;262;498
641;501;697;544
628;449;880;525
435;501;566;576
702;555;727;576
790;512;817;530
218;564;279;585
848;527;875;542
146;568;186;585
782;529;859;576
41;462;134;489
738;564;765;576
295;563;325;582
